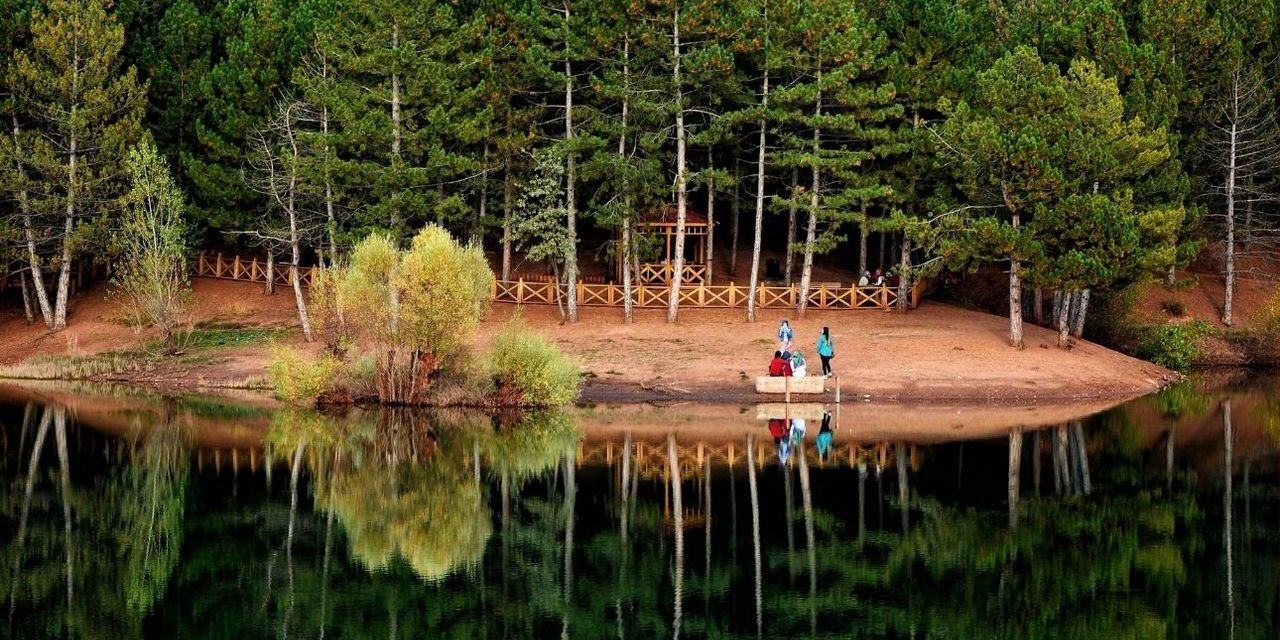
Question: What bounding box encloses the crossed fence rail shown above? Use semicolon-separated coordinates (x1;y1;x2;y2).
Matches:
193;252;921;311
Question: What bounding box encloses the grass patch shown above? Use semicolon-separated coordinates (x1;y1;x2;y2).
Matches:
181;324;286;350
0;351;155;380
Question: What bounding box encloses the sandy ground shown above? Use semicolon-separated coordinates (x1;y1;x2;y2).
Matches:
0;277;1177;403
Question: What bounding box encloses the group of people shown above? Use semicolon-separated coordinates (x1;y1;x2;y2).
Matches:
768;320;835;378
857;268;899;288
767;409;835;466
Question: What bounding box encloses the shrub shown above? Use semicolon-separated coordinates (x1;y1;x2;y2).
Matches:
265;345;339;406
113;140;191;353
1161;300;1186;317
1136;321;1210;371
484;321;580;407
1252;290;1280;350
329;227;494;404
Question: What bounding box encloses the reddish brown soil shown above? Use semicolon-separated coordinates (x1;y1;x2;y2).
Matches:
484;302;1176;404
0;276;1176;403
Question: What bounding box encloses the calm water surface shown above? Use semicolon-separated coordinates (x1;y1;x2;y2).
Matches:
1;376;1278;639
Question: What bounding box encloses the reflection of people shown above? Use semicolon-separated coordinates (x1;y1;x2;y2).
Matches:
777;437;792;466
768;418;788;442
816;410;834;461
778;319;794;351
790;350;807;378
816;327;834;377
768;351;792;377
790;417;806;443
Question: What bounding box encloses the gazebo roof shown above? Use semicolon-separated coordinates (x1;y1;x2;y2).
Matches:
637;205;708;226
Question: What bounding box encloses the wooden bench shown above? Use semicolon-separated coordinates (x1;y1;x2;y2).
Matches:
755;375;827;396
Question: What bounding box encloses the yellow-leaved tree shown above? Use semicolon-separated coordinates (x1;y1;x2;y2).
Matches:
326;225;493;404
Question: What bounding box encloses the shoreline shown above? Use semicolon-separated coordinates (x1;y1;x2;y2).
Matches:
0;280;1181;406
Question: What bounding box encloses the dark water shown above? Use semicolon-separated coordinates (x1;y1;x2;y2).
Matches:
1;376;1278;640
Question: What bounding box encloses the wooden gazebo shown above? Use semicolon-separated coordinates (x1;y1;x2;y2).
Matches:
622;206;709;285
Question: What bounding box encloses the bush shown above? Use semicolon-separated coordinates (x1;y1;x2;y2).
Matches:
1136;321;1211;371
484;321;580;407
265;345;339;406
1161;300;1186;317
1252;290;1280;349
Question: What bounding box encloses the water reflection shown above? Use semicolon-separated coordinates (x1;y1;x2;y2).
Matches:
0;376;1278;639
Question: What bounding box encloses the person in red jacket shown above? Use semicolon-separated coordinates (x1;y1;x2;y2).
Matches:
768;351;792;377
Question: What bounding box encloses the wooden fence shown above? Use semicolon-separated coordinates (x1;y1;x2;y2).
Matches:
195;253;316;288
491;278;923;311
191;252;922;311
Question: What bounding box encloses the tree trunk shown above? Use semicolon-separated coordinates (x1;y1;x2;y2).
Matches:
1057;289;1072;347
797;88;821;318
53;121;76;331
1033;287;1043;324
321;91;337;261
797;441;817;636
729;160;741;276
897;236;911;311
501;163;513;280
858;204;868;277
473;141;488;247
390;23;402;229
1071;289;1090;338
666;6;687;324
286;119;314;342
706;146;715;284
1223;117;1237;326
265;249;276;295
1008;206;1024;349
563;16;579;323
21;269;35;323
619;36;633;325
746;70;769;322
878;227;886;271
13;116;54;328
784;167;797;286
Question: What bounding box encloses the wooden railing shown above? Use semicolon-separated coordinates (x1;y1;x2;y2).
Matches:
491;278;924;311
577;438;918;480
189;251;925;311
638;262;707;285
195;253;315;288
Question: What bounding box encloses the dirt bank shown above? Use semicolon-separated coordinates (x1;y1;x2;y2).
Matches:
0;278;1177;404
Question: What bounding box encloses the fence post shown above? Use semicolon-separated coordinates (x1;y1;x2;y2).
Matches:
517;278;525;304
216;252;224;277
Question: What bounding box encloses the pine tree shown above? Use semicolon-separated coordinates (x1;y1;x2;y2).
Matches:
10;0;147;330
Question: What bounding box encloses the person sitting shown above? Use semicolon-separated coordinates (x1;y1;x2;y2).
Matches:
857;270;870;287
768;350;792;377
887;272;901;289
790;350;808;378
872;269;884;286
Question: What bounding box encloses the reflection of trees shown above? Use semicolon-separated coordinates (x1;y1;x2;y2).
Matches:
1;402;190;639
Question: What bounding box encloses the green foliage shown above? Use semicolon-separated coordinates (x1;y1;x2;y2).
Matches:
265;345;338;406
320;226;493;404
1251;289;1280;350
484;320;580;407
481;410;580;485
114;139;192;352
1136;321;1211;371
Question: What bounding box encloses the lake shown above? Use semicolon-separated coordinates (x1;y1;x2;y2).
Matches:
1;374;1276;639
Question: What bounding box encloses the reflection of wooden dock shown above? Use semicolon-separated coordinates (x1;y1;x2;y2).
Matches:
755;403;826;420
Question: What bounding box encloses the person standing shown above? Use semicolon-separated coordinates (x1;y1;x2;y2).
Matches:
816;326;834;377
778;319;794;352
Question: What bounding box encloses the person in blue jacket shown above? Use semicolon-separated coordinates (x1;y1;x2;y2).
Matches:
816;326;834;377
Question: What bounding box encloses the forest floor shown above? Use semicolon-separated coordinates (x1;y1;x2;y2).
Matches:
0;277;1178;404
